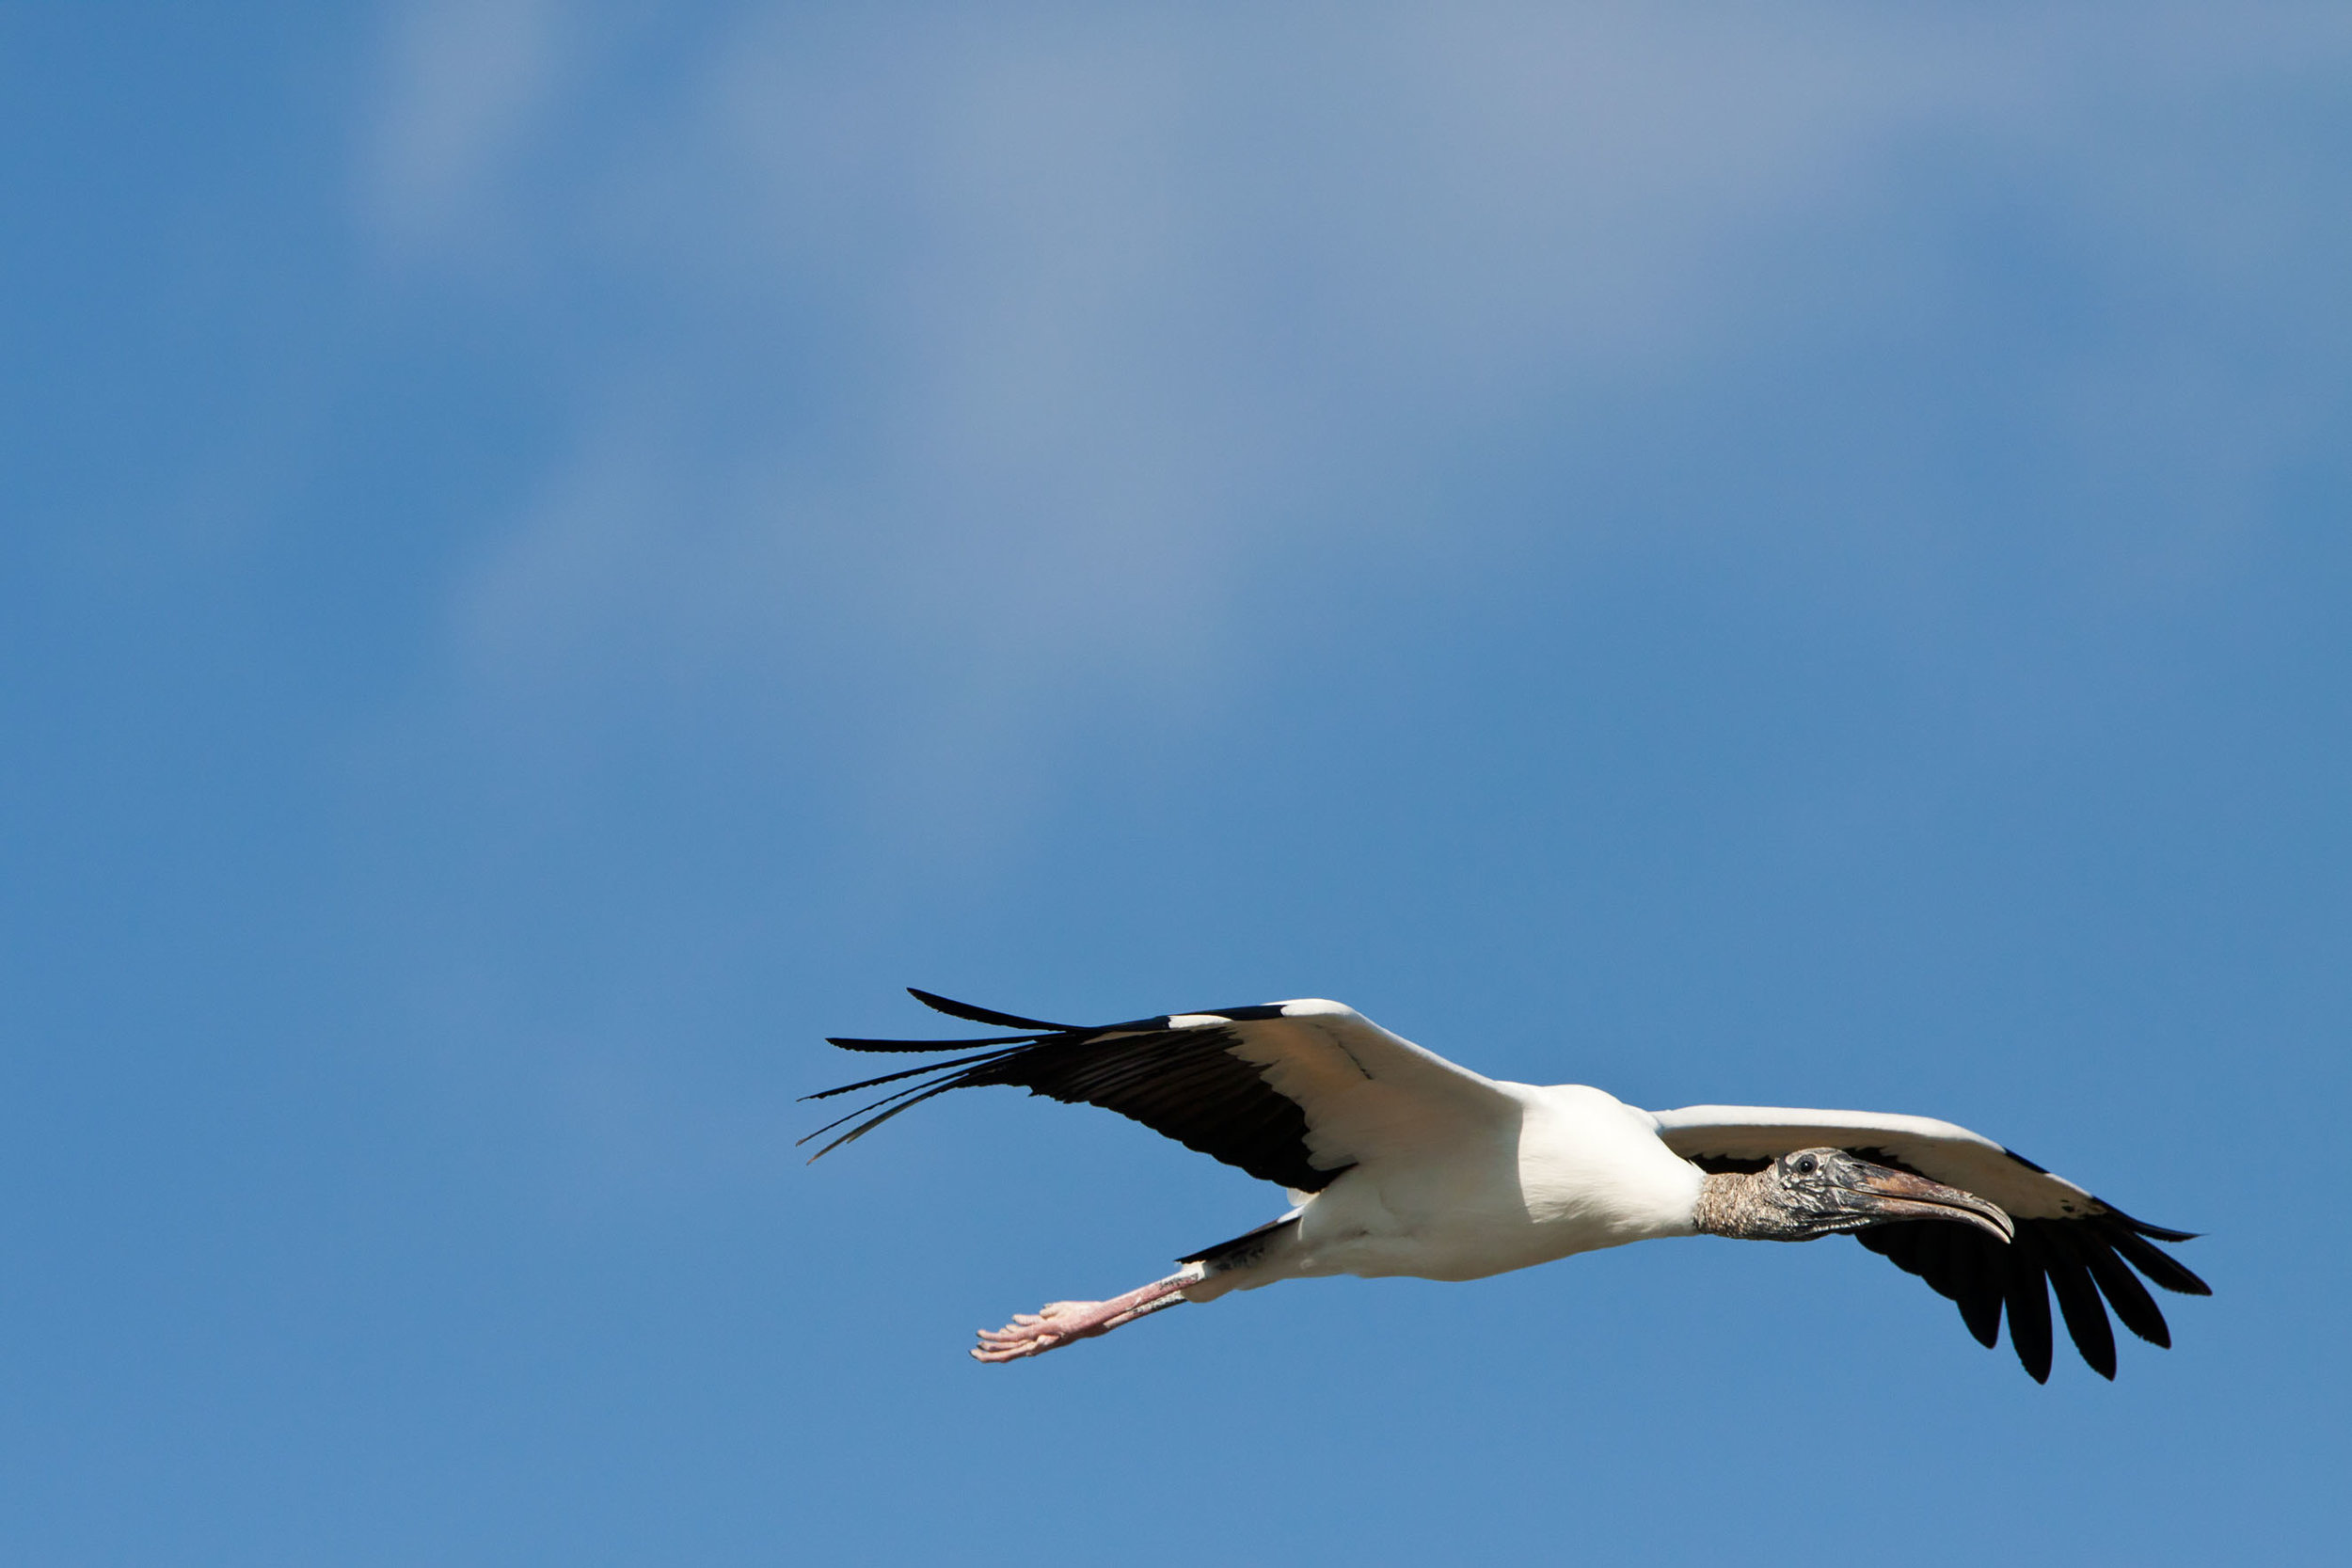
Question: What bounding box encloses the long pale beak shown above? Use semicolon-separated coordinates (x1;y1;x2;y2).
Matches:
1845;1165;2015;1243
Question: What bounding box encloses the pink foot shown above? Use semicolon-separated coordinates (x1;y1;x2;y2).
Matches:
971;1300;1116;1361
970;1270;1196;1363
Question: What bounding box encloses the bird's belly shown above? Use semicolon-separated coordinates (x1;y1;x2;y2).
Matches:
1286;1172;1639;1283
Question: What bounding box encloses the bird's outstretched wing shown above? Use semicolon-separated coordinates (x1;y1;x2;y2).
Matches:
1650;1104;2210;1381
805;991;1517;1192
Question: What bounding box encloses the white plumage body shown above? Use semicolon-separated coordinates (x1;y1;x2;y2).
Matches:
1216;1083;1705;1292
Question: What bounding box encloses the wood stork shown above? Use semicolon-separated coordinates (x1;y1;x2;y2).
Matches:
805;990;2208;1381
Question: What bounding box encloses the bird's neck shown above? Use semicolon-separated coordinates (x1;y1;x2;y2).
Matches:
1692;1170;1804;1242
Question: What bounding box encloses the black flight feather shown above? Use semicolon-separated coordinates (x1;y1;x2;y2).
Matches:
2004;1230;2056;1383
2107;1227;2213;1296
804;997;1343;1192
800;1046;1033;1102
2080;1238;2170;1347
907;989;1076;1033
1856;1205;2203;1379
2044;1230;2118;1380
826;1034;1048;1053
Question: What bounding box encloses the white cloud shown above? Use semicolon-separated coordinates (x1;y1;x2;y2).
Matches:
362;0;570;254
362;0;2352;837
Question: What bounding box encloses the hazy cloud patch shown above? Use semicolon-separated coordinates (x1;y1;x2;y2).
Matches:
362;0;2352;842
363;0;573;255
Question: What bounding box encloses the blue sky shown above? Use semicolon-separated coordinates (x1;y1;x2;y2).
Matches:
5;3;2348;1562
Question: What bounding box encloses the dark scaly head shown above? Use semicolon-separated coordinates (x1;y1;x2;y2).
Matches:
1694;1148;2014;1243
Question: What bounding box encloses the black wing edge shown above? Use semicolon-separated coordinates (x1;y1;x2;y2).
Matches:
800;991;1074;1160
903;988;1078;1033
1690;1150;2209;1381
1855;1202;2209;1383
800;991;1343;1192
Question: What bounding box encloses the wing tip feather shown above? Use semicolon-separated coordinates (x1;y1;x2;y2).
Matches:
905;988;1075;1033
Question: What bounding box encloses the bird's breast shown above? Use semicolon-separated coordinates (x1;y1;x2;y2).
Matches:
1513;1085;1705;1248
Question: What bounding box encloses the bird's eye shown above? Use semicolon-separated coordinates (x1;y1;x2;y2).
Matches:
1793;1155;1818;1176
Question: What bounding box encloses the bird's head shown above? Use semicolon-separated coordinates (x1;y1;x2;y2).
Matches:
1696;1148;2014;1243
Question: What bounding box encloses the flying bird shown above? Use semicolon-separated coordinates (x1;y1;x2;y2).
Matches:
805;990;2208;1380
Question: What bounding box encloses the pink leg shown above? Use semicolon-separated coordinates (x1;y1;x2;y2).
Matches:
971;1268;1200;1363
